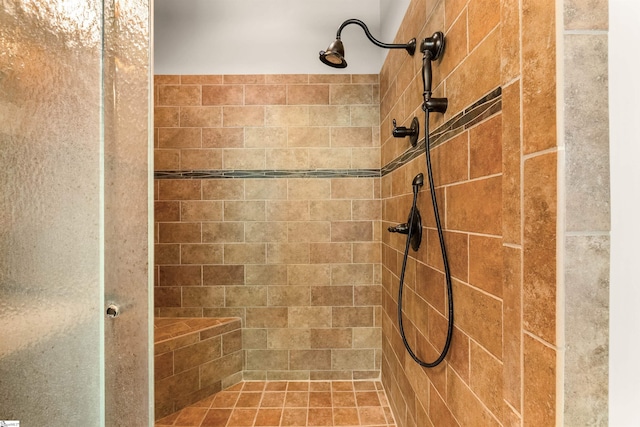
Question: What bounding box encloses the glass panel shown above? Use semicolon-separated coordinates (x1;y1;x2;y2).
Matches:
0;0;152;424
0;0;105;424
102;0;153;424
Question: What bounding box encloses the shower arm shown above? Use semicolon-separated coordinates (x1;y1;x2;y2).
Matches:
335;19;416;55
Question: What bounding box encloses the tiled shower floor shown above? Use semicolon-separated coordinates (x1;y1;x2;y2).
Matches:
155;380;397;427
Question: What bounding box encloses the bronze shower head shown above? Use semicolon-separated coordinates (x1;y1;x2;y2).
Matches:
319;19;415;68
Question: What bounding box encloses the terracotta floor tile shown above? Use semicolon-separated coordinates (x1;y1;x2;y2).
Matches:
284;391;309;407
308;407;333;426
261;392;286;407
287;381;310;391
201;408;232;427
155;380;397;427
309;392;332;408
211;391;240;408
227;408;258;426
174;407;209;426
192;395;216;408
236;392;263;407
353;381;376;391
355;392;380;407
310;381;331;392
333;407;359;426
254;408;282;426
265;381;288;392
332;392;356;407
156;411;180;426
358;407;386;425
244;381;267;392
281;408;308;426
331;381;354;392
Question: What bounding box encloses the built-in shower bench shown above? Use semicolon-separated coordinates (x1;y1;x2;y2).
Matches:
154;317;243;419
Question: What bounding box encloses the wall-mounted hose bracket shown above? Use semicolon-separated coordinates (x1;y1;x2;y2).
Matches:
423;97;448;114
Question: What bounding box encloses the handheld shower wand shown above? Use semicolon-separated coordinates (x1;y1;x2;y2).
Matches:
420;32;448;114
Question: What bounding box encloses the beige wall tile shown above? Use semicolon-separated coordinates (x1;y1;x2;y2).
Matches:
181;201;223;222
287;222;331;243
309;106;350;126
224;243;267;264
287;85;330;105
226;285;268;307
245;85;286;105
331;127;373;147
158;180;201;200
288;307;332;328
223;106;265;127
245;264;288;286
202;265;244;286
157;85;201;106
246;307;288;328
331;178;374;200
158;127;202;149
158;223;201;243
202;128;244;149
266;201;310;221
523;152;557;344
309;243;352;264
245;127;288;148
288;264;331;286
265;106;309;126
332;349;375;370
202;85;243;105
201;222;244;243
267;243;310;264
288;179;331;200
224;201;266;221
309;200;352;221
181;149;223;170
308;148;352;169
266;148;310;169
330;85;374;105
181;244;223;265
245;180;288;200
155;150;180;171
268;286;310;306
202;180;244;200
287;127;330;148
245;222;288;243
180;107;222;127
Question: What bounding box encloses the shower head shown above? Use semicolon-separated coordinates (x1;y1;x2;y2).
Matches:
319;38;347;68
319;19;416;69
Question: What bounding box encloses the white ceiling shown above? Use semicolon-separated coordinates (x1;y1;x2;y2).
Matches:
154;0;410;75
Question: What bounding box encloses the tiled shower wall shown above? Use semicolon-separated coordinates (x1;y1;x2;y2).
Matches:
379;0;559;426
153;74;384;380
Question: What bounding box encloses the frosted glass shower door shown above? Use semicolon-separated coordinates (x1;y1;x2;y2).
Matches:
0;0;152;425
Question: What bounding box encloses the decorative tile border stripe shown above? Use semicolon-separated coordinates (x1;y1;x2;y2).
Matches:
153;87;501;180
381;86;502;176
155;169;381;179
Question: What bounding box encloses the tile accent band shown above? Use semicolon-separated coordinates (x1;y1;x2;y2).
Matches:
154;87;501;180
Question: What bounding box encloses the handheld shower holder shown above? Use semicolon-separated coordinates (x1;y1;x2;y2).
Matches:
392;117;420;147
423;97;448;114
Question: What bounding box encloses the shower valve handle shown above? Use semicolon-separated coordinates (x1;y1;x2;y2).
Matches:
392;117;420;147
388;223;410;234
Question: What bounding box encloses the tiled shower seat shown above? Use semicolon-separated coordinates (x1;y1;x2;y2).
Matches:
154;317;243;419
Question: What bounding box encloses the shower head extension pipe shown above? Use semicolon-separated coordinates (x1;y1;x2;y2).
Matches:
319;18;416;68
